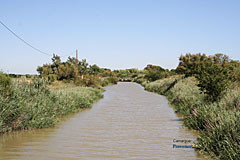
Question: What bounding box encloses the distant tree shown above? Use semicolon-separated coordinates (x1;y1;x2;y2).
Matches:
51;54;61;74
57;63;78;80
51;54;61;65
176;53;209;77
89;64;102;75
100;70;117;77
78;59;89;78
144;64;165;72
25;74;31;78
36;55;121;87
143;64;169;81
67;57;78;65
37;64;52;77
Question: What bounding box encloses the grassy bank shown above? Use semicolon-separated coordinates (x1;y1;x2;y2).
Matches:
0;77;103;135
142;76;240;160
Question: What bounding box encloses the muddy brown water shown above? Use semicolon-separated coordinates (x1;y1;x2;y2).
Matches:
0;82;205;160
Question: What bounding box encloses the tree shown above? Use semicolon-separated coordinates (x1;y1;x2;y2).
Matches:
57;63;78;80
176;53;209;77
51;54;61;74
195;59;231;101
144;64;165;72
89;64;102;75
144;64;169;81
67;57;78;65
78;59;89;78
37;64;52;77
176;53;240;101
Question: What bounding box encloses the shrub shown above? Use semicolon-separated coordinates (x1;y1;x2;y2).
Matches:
25;74;31;78
74;75;101;88
105;76;118;84
144;70;169;82
176;53;240;101
0;72;12;97
195;58;233;101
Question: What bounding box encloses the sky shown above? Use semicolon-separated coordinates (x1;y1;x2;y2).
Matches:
0;0;240;74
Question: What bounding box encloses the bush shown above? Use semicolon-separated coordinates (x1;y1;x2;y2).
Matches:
176;53;240;101
25;74;31;78
0;72;12;97
74;75;101;88
144;70;169;82
195;59;233;101
105;76;118;84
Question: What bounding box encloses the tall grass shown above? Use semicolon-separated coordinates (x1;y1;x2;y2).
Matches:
0;77;103;134
143;76;240;159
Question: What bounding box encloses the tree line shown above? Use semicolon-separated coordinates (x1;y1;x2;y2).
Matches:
37;54;118;88
118;53;240;102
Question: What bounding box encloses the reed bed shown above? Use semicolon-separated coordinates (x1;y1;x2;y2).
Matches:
144;76;240;159
0;78;103;134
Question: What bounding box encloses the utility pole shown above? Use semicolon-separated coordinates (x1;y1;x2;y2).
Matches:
76;49;78;61
76;49;78;63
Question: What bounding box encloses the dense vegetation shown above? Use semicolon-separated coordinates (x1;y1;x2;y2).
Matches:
37;54;118;88
135;53;240;159
0;73;103;134
176;53;240;101
114;64;176;83
0;55;120;135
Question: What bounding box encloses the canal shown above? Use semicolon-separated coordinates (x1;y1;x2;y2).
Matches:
0;82;204;160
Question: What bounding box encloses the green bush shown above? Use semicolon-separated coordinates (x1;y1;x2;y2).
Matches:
144;70;169;82
176;53;240;101
0;72;12;97
105;76;118;84
74;75;101;88
25;74;31;78
195;59;233;101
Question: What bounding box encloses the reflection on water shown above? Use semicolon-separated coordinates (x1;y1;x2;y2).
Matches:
0;82;205;160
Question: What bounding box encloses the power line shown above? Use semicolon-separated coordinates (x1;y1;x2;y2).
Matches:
0;20;78;59
0;20;52;56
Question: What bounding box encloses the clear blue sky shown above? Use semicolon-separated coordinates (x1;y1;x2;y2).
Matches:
0;0;240;74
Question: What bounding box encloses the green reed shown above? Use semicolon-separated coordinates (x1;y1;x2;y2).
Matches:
143;76;240;160
0;78;103;134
